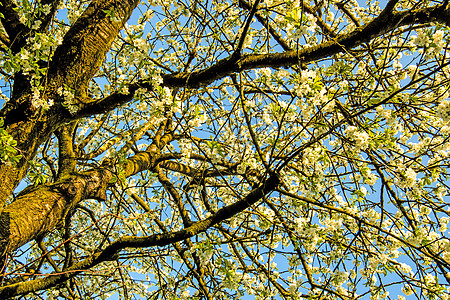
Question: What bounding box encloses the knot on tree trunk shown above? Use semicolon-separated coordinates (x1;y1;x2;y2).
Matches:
56;168;112;204
56;178;84;200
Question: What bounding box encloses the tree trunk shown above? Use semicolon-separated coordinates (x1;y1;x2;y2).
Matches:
0;0;141;254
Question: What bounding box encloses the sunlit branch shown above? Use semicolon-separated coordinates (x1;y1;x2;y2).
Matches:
162;3;449;88
300;0;337;39
62;210;74;272
2;0;450;298
47;0;141;100
234;0;262;57
159;160;239;180
238;238;291;298
0;173;280;297
75;205;110;244
36;239;61;274
0;31;10;49
81;135;123;161
118;119;157;154
234;74;269;169
265;199;328;297
155;165;193;227
72;2;450;120
275;188;450;269
368;151;417;228
42;138;58;180
238;0;293;51
335;2;361;27
82;121;156;161
277;60;450;171
77;114;109;155
55;122;78;178
73;81;152;119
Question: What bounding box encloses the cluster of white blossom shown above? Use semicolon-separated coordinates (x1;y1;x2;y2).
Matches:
344;125;370;150
437;100;450;123
56;86;78;114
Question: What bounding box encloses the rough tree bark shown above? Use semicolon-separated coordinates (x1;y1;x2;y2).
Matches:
0;0;140;265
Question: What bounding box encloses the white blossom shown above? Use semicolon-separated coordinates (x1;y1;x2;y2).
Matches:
344;125;370;150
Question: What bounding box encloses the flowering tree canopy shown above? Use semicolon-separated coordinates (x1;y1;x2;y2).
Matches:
1;0;450;299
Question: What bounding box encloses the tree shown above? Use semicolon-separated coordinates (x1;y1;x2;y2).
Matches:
0;0;450;298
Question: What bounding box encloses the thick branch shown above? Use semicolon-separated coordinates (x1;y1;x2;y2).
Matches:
238;0;292;50
47;0;140;99
156;166;192;227
234;0;262;56
74;3;449;120
0;167;112;255
56;122;78;178
35;0;61;33
74;81;152;118
0;173;280;298
0;0;28;51
0;0;140;207
0;108;67;208
162;4;447;88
